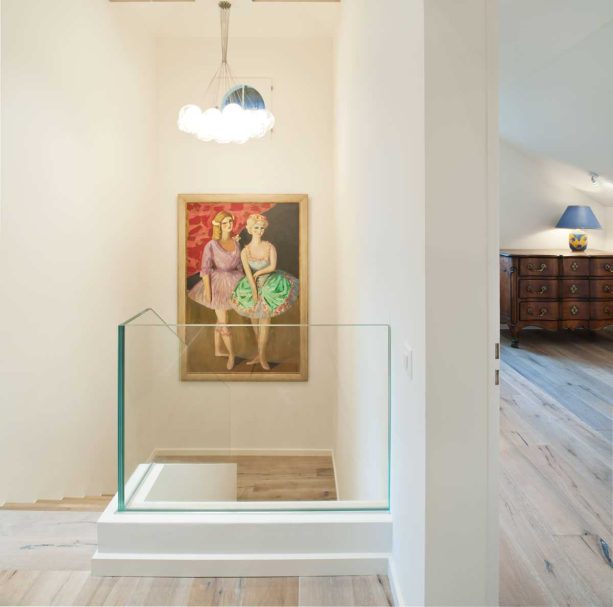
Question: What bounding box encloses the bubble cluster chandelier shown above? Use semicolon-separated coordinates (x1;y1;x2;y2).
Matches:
177;1;275;144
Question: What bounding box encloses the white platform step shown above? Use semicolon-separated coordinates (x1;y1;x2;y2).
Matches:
93;465;392;577
92;552;390;577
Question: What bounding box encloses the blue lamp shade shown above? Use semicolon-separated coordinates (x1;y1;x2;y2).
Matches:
555;205;602;229
555;205;602;251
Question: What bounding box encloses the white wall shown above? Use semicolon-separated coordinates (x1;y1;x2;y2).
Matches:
607;207;613;250
0;10;344;500
336;2;499;602
335;0;426;602
425;0;499;604
501;140;608;250
0;0;156;502
132;37;338;457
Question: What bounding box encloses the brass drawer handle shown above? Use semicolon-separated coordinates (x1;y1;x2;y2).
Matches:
527;263;547;273
570;284;579;294
528;307;548;317
570;261;579;271
527;284;548;294
570;305;580;316
604;285;612;293
604;264;613;273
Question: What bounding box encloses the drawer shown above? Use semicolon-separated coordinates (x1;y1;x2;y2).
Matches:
559;279;589;298
520;302;559;321
519;279;558;299
519;257;558;277
590;258;613;277
560;301;590;320
590;279;613;299
562;257;589;276
590;301;613;320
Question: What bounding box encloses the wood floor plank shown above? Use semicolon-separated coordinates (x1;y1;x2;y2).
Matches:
0;573;392;607
350;576;393;607
500;377;612;495
500;330;613;607
18;570;73;606
187;578;242;606
239;577;299;606
71;575;119;606
499;533;556;606
97;575;140;606
503;347;612;434
553;534;613;607
0;570;42;605
48;570;91;606
502;331;613;435
501;413;611;536
501;432;608;538
299;576;355;606
0;512;99;571
500;467;604;606
501;359;612;467
298;575;391;607
1;503;108;512
164;577;194;607
136;576;188;607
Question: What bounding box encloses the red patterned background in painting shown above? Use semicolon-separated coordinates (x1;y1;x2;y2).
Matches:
186;202;275;276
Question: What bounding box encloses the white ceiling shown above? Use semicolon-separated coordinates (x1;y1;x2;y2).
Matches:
113;1;613;203
111;0;340;38
500;0;613;205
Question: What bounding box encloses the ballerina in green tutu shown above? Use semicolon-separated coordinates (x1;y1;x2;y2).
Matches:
231;213;299;370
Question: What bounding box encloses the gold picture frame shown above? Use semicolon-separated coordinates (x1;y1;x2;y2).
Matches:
178;194;308;381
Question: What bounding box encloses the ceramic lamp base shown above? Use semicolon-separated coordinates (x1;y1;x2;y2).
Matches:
568;231;588;252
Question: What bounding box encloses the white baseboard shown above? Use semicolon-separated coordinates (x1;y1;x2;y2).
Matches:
92;551;390;577
151;447;334;458
388;557;407;607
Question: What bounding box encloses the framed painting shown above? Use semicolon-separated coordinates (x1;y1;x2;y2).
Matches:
178;194;308;381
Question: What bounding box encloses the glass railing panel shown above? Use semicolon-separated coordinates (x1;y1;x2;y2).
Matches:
118;314;389;512
119;312;232;510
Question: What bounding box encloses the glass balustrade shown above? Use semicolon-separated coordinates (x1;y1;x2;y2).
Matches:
118;309;390;512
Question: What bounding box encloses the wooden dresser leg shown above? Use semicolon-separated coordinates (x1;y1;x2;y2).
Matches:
510;326;520;348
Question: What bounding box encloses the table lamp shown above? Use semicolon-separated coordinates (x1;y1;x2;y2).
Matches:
555;205;602;252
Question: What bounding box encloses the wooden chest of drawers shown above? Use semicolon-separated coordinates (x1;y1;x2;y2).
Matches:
500;249;613;347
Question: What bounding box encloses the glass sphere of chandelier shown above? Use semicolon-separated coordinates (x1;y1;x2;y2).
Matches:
177;1;275;144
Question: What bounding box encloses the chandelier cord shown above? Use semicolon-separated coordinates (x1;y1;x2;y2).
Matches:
219;1;231;64
211;1;234;107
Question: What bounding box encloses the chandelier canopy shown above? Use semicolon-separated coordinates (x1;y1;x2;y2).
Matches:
177;1;275;144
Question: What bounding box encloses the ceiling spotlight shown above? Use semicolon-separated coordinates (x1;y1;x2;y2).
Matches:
590;172;601;189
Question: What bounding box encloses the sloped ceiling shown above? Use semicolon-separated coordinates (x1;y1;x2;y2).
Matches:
500;0;613;204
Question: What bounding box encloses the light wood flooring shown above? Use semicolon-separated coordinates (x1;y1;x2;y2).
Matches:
500;329;613;607
1;496;113;512
0;510;392;606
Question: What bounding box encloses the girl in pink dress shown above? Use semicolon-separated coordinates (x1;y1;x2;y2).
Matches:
188;211;243;370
